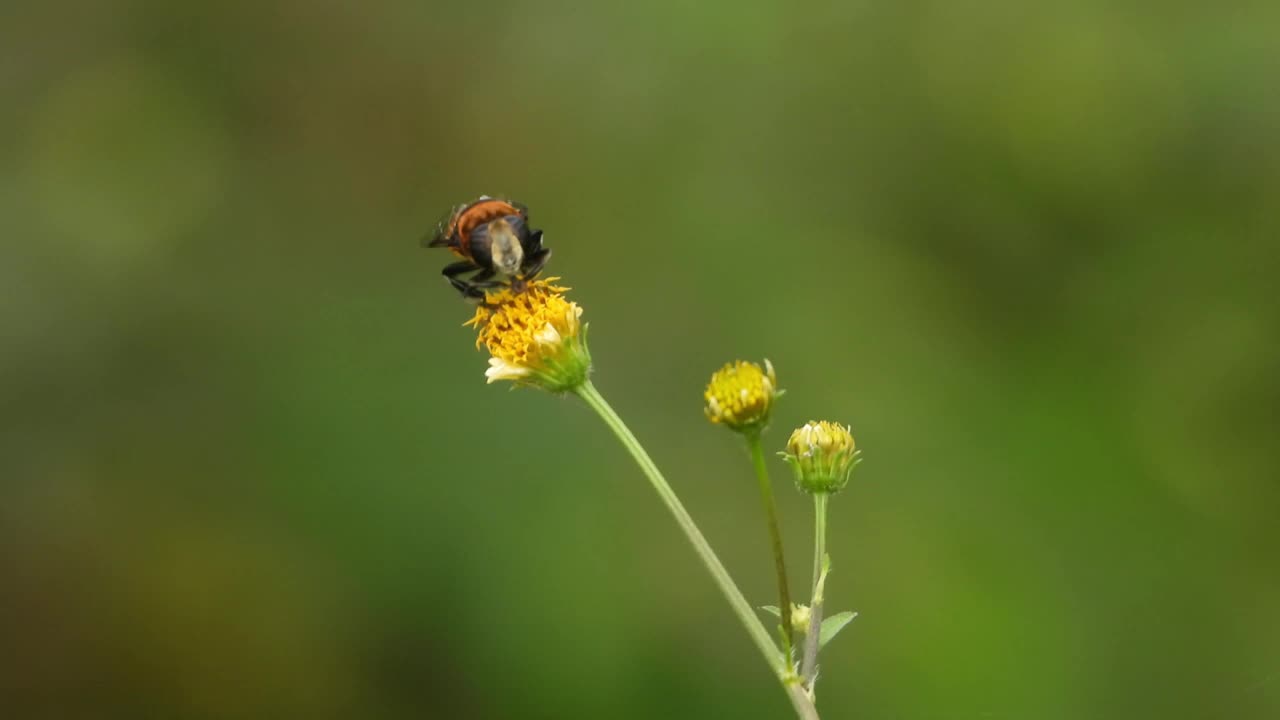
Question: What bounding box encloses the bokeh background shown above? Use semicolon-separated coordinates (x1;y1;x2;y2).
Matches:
3;1;1278;718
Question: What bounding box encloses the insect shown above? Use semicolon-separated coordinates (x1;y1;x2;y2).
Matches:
424;196;550;301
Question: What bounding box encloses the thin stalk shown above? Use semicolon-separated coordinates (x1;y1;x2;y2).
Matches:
574;380;819;720
800;493;829;685
811;493;828;592
746;432;794;658
787;684;822;720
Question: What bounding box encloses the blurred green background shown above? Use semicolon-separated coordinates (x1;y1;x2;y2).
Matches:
3;1;1278;718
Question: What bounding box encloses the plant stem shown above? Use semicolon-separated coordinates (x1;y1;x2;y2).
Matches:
800;493;829;685
811;493;828;594
574;380;819;720
746;432;794;658
787;684;822;720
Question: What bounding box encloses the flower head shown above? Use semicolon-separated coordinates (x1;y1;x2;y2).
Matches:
781;420;860;494
703;359;779;433
465;278;591;392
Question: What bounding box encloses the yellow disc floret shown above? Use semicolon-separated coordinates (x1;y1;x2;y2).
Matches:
785;420;855;459
464;278;591;391
703;359;779;432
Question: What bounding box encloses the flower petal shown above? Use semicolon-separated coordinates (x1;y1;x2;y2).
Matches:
533;322;562;347
485;357;531;383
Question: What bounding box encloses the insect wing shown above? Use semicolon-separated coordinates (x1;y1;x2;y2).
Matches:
424;203;464;248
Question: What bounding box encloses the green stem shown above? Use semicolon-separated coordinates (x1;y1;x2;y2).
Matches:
574;380;820;720
747;432;794;658
812;493;828;591
800;493;829;685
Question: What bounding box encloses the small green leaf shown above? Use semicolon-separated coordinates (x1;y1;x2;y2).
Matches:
760;605;781;618
819;611;857;648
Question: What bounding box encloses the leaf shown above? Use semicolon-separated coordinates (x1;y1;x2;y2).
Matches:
819;611;857;648
760;605;781;618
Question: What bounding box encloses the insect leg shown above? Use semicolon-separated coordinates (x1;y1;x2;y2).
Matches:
525;229;545;251
442;260;482;297
469;267;507;290
521;247;552;279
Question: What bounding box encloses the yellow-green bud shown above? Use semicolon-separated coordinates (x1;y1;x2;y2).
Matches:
781;420;860;494
703;359;779;433
791;603;812;633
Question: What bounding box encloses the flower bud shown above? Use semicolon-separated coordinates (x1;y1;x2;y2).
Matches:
790;603;812;633
781;420;860;494
703;359;779;433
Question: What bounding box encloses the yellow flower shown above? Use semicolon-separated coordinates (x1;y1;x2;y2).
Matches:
781;421;860;494
703;359;779;432
464;278;591;391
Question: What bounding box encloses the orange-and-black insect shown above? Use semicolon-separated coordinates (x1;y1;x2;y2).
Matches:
424;196;550;301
